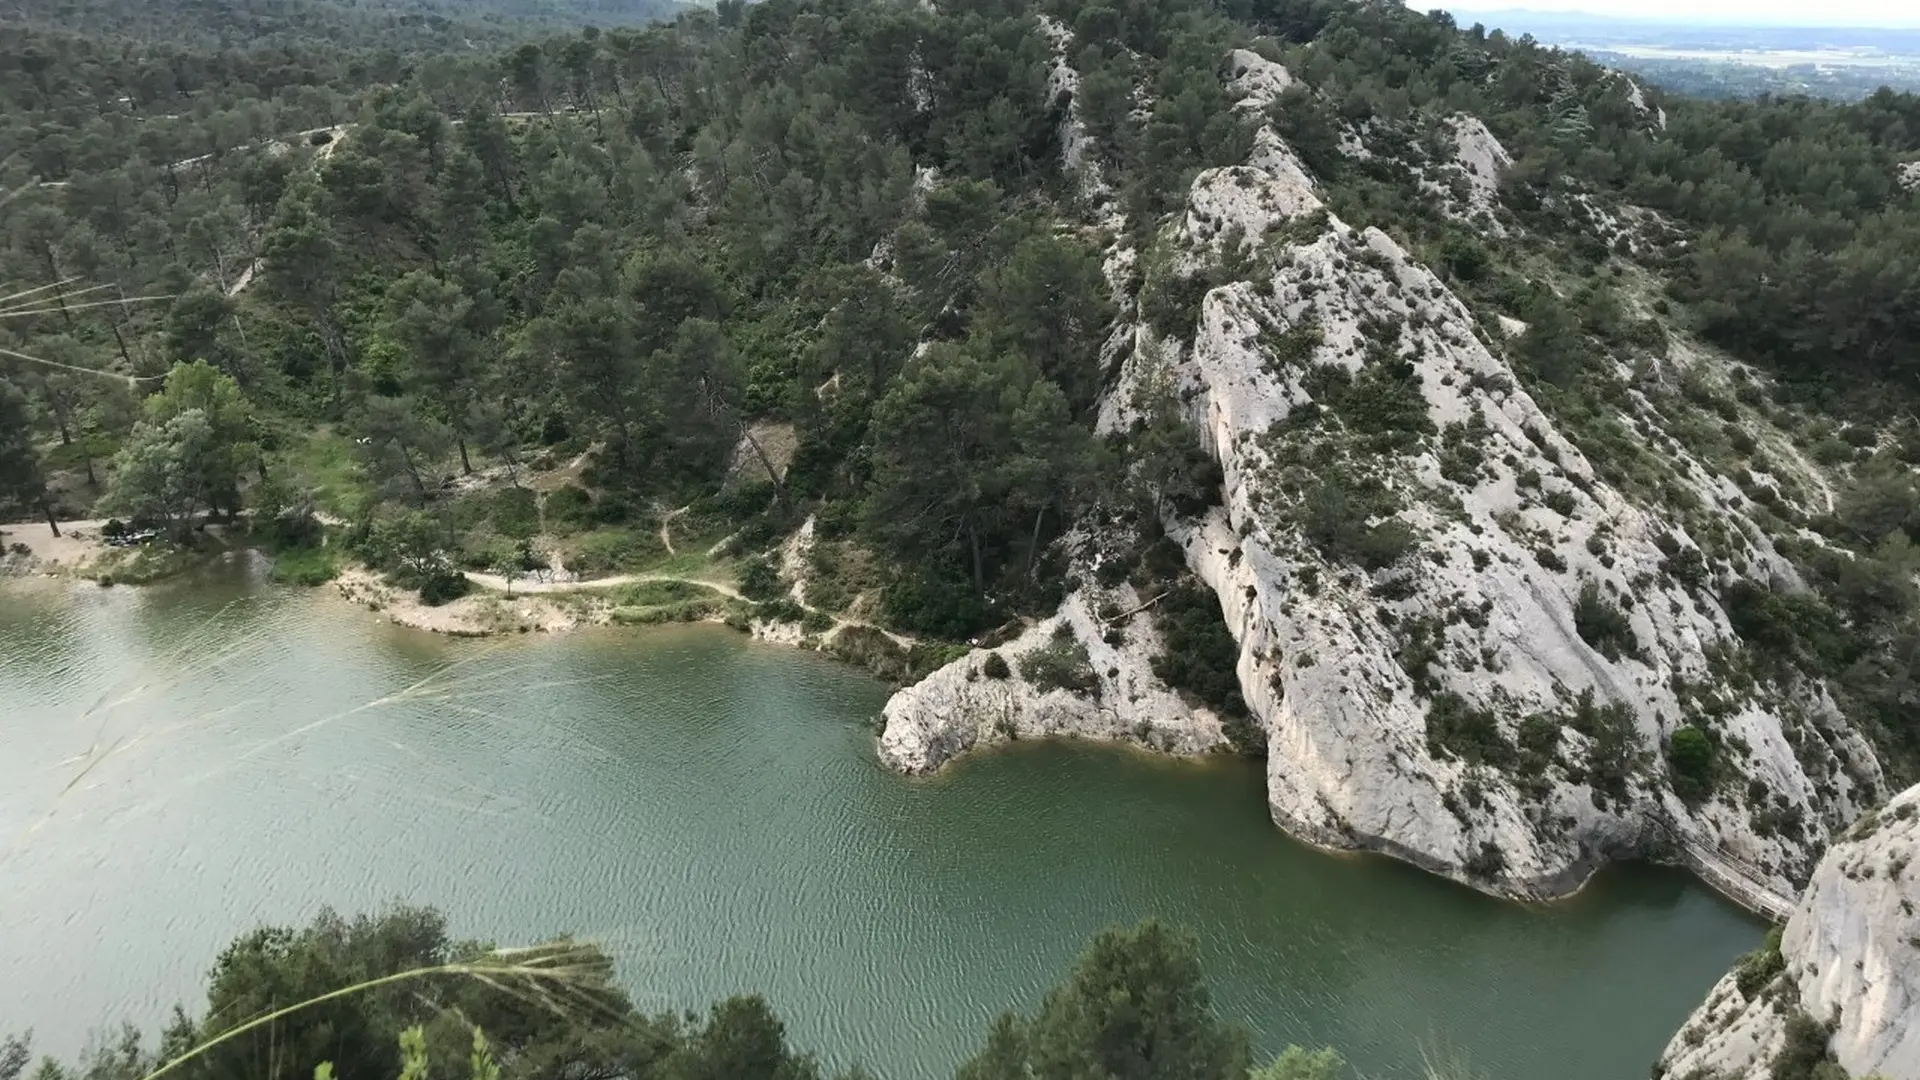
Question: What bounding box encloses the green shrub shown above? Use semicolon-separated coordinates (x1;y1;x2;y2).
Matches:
982;652;1012;679
1464;841;1507;880
568;528;666;577
1438;413;1492;486
756;597;805;623
738;557;786;601
1567;690;1644;809
1150;581;1257;752
1515;712;1561;777
418;568;471;606
1140;269;1214;341
1667;725;1715;802
1734;926;1785;999
543;485;596;535
880;569;992;639
1573;582;1637;661
1769;1010;1837;1080
1723;581;1856;674
1305;353;1435;452
1267;319;1324;370
1426;692;1512;768
1300;473;1417;570
1019;626;1099;697
1440;234;1491;282
490;487;539;540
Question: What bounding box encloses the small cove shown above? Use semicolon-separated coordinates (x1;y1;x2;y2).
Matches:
0;575;1763;1079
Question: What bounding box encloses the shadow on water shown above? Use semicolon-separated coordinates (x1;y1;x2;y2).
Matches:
0;581;1764;1080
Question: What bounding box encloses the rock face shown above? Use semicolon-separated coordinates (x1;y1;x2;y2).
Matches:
1660;784;1920;1080
879;573;1229;771
880;47;1885;911
1227;48;1293;111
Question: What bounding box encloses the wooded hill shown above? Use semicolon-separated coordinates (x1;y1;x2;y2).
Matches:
2;0;1918;769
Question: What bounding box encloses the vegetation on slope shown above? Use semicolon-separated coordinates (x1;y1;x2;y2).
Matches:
0;0;1917;776
0;908;1356;1080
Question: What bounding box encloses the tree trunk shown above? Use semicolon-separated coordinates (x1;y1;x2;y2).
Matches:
1026;504;1047;577
110;322;134;368
42;502;60;538
396;442;428;504
739;422;786;506
458;437;473;475
968;521;984;596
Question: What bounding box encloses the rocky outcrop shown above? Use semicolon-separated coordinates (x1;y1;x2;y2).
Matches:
880;64;1885;911
880;574;1228;771
1227;49;1292;111
1660;784;1920;1080
1431;114;1510;226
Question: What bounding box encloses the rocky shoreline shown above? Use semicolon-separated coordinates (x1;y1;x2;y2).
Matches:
1660;783;1920;1080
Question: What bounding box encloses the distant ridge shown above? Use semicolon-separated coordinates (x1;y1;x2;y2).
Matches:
1435;7;1920;32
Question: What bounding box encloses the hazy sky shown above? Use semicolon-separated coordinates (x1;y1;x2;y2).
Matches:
1438;0;1920;28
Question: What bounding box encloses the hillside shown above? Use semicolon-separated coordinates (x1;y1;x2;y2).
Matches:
3;0;1919;1039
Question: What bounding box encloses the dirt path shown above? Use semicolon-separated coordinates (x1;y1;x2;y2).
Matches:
463;569;746;600
657;506;688;556
225;262;258;297
458;568;915;648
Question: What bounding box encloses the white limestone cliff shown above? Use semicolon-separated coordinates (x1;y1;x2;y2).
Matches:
1227;48;1293;111
1660;784;1920;1080
880;64;1884;911
879;571;1228;771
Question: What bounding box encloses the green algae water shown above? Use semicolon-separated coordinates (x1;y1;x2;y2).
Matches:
0;574;1761;1079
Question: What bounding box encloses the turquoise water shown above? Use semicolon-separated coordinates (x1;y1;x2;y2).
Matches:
0;577;1761;1078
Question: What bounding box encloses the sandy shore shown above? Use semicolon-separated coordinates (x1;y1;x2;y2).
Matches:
0;518;112;576
330;567;602;637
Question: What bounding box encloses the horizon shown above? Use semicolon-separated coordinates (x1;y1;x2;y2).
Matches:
1426;3;1920;30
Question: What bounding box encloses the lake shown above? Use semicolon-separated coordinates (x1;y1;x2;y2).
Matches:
0;573;1762;1079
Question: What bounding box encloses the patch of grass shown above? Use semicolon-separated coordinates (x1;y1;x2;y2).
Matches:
285;429;374;519
606;579;715;607
608;598;727;625
270;545;340;586
565;527;668;578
